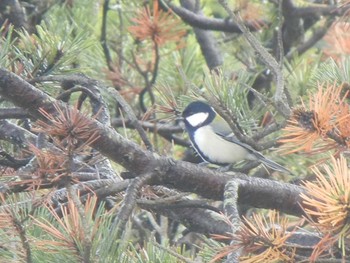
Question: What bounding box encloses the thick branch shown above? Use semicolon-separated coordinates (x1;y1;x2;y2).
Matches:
0;108;30;119
180;0;223;70
166;1;265;33
0;69;304;216
294;4;350;17
0;0;28;30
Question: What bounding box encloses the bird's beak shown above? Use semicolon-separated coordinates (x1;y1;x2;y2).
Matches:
175;116;185;129
173;109;182;117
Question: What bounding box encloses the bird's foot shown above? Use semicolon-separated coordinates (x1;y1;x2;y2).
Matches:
198;161;210;167
217;164;232;173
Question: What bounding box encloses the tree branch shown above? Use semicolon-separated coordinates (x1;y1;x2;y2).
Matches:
165;1;266;33
180;0;223;70
0;68;304;217
218;0;291;117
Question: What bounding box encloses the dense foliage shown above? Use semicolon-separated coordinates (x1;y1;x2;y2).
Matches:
1;0;350;262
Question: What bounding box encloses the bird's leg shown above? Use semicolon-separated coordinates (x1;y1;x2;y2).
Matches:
198;161;210;167
217;164;232;173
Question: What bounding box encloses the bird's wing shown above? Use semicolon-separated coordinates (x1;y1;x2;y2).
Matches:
213;122;291;174
210;115;257;151
250;150;291;173
222;134;258;155
210;115;235;137
210;115;258;152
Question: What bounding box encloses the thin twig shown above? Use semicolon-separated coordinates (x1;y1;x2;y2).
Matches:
139;41;159;113
12;216;33;263
101;0;113;71
112;172;154;240
218;0;291;117
112;118;182;133
112;118;189;146
0;151;31;169
252;120;287;141
108;87;153;151
200;92;265;150
56;86;99;102
150;41;160;87
0;68;307;217
116;0;124;68
164;1;266;33
293;3;350;17
50;179;129;207
66;183;92;263
286;20;332;60
65;142;92;263
151;241;196;263
277;0;284;67
223;180;242;263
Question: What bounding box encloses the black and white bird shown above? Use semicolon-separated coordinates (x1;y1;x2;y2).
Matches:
182;101;290;173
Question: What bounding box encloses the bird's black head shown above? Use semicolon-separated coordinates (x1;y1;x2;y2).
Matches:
182;101;216;129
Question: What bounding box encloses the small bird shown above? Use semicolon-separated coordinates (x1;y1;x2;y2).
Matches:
181;101;290;173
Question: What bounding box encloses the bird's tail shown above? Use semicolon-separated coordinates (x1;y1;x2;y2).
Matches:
254;152;291;174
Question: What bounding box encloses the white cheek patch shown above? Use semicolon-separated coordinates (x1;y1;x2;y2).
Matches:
186;112;209;127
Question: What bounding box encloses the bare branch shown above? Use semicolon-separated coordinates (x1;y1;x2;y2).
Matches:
218;0;291;117
108;88;154;151
223;180;242;263
165;1;266;33
180;0;223;70
0;68;304;217
111;172;154;246
100;0;113;71
0;108;29;119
